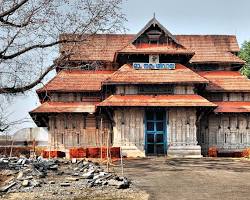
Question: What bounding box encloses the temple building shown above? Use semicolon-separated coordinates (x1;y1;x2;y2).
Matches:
30;17;250;157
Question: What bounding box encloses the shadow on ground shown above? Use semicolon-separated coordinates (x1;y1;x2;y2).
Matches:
115;157;250;200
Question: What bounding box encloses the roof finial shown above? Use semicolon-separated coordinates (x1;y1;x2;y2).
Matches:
153;12;156;19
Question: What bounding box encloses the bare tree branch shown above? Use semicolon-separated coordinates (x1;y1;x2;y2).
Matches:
0;39;77;60
0;0;126;94
0;0;29;18
0;13;32;27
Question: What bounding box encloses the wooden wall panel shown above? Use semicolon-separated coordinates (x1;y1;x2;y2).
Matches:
116;85;194;95
200;113;250;155
174;86;194;94
168;108;197;146
113;108;144;148
48;113;110;149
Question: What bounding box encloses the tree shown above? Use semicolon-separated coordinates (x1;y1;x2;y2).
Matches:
0;0;126;133
0;0;126;94
239;40;250;78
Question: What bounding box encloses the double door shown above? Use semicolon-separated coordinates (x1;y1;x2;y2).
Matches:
145;110;166;155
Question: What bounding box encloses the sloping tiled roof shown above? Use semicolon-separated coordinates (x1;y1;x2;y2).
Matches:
176;35;240;52
198;71;250;92
37;70;114;93
117;43;194;55
214;102;250;113
188;51;243;64
59;34;243;63
104;64;209;84
30;102;96;113
60;34;134;61
98;94;216;107
176;35;244;64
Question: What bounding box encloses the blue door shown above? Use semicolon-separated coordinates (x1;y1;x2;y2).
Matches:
145;110;167;155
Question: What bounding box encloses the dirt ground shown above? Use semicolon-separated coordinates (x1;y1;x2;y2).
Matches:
116;157;250;200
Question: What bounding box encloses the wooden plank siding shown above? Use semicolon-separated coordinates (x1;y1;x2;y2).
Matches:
48;114;110;150
115;85;194;95
113;108;144;147
168;108;197;146
198;114;250;155
203;92;250;102
50;92;101;102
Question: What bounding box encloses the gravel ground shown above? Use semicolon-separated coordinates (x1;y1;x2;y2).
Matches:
4;157;250;200
116;157;250;200
0;158;149;200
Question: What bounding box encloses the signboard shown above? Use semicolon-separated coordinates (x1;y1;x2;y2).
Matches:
133;63;176;70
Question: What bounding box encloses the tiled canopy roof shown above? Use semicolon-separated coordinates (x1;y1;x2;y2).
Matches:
175;35;240;52
98;94;216;107
214;102;250;113
188;51;243;64
104;64;209;84
117;43;194;55
176;35;244;63
30;102;96;113
60;34;243;64
198;71;250;92
37;70;114;93
60;34;134;61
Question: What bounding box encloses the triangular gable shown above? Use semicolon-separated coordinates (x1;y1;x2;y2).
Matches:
132;17;181;46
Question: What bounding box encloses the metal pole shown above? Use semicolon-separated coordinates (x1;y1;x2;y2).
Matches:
120;147;124;176
100;117;103;161
106;128;110;172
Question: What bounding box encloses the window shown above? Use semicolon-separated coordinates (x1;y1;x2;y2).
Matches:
58;93;61;101
139;85;174;94
204;93;223;102
74;93;77;101
146;30;162;44
242;93;245;101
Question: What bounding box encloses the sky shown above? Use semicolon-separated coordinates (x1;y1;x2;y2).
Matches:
4;0;250;134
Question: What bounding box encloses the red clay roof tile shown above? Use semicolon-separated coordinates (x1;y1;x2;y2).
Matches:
37;70;114;92
30;102;97;113
176;35;244;64
198;71;250;92
117;43;194;55
60;34;243;63
214;102;250;113
104;64;209;84
98;94;216;107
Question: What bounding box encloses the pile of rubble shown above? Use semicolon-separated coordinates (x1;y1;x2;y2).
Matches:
0;156;130;195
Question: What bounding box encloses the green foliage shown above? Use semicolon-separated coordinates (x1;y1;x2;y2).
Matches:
239;41;250;78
